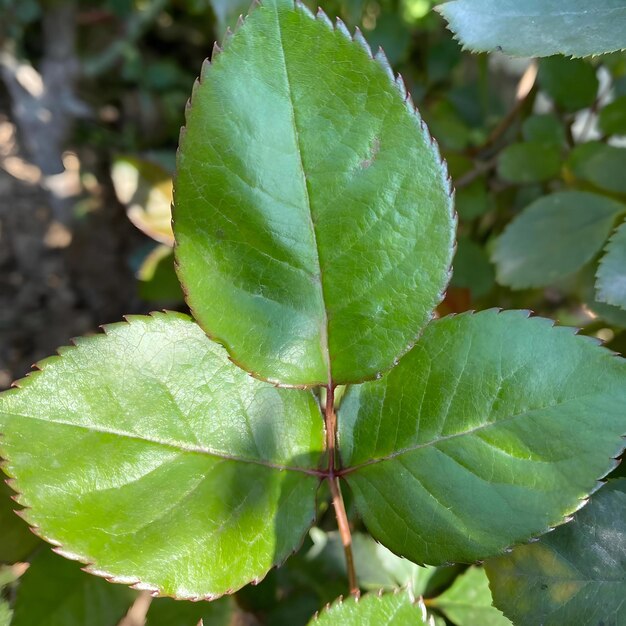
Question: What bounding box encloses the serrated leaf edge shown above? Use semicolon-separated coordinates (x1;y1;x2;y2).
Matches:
173;0;457;390
310;586;430;623
595;218;626;310
0;311;323;601
434;2;626;59
339;308;626;568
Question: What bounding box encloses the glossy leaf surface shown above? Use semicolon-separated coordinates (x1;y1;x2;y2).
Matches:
338;310;626;565
11;550;135;626
0;313;324;599
492;191;624;289
309;591;427;625
174;0;455;386
436;0;626;58
486;479;626;626
430;566;511;626
597;220;626;310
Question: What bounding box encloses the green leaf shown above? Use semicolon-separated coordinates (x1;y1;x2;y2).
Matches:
436;0;626;58
486;479;626;626
455;179;492;221
0;312;324;599
599;96;626;136
430;567;512;626
337;310;626;565
305;529;438;595
137;245;184;303
522;114;565;146
0;480;39;563
111;156;174;246
492;191;625;289
146;596;234;626
174;0;455;387
308;591;428;625
11;549;135;626
497;142;561;184
568;142;626;195
450;238;495;298
538;57;599;112
597;219;626;310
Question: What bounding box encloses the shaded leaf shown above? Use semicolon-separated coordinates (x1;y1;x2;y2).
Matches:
497;142;561;184
174;0;455;387
599;95;626;136
492;191;625;289
522;114;565;146
568;142;626;195
430;567;511;626
0;480;39;563
0;313;324;599
455;179;492;221
436;1;626;58
338;310;626;565
305;529;440;595
146;596;234;626
309;591;428;625
450;238;495;298
137;245;184;303
11;549;135;626
597;219;626;310
111;156;174;246
538;57;599;112
486;479;626;626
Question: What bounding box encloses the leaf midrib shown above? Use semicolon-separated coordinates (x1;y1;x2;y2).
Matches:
0;412;323;477
273;5;332;385
339;389;621;475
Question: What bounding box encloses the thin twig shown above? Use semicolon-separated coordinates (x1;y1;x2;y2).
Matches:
468;60;538;157
325;385;359;596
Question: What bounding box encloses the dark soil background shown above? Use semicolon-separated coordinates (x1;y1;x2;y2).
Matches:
0;103;150;389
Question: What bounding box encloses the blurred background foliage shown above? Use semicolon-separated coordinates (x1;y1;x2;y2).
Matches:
0;0;625;624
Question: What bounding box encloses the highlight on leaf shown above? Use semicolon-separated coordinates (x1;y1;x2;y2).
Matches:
174;0;455;388
0;312;324;600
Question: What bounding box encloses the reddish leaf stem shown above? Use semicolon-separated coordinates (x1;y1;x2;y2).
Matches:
325;385;359;596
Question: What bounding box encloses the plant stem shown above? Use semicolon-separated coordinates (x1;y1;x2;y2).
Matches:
325;384;359;596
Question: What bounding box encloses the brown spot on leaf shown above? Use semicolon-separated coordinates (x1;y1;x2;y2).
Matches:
360;136;380;169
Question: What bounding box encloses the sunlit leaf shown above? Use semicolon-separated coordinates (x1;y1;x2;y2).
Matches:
338;310;626;565
429;566;512;626
436;0;626;58
174;0;455;386
492;191;625;289
111;156;174;246
596;219;626;310
486;479;626;626
0;313;324;599
11;549;135;626
309;591;428;625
